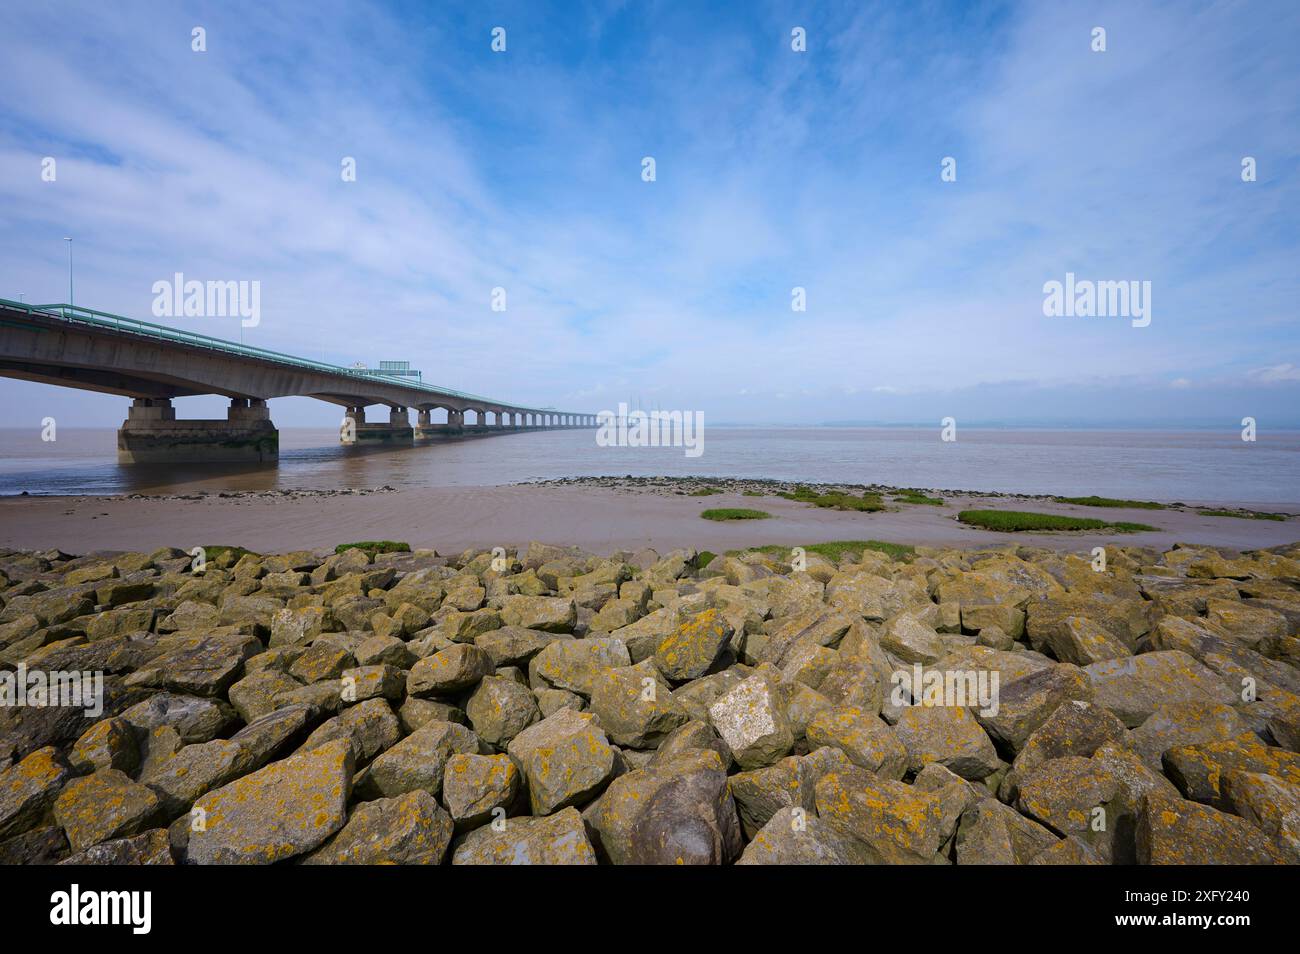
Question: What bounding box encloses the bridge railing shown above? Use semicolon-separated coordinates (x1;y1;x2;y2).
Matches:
0;297;532;409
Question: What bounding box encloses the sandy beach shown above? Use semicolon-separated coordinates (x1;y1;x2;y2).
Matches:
3;479;1297;556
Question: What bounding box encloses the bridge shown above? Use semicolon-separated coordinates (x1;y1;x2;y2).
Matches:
0;297;596;462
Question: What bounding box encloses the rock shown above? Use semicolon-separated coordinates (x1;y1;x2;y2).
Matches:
442;754;521;826
304;790;453;864
737;806;872;864
398;697;465;733
69;716;139;775
1010;700;1128;779
53;769;160;851
1128;701;1255;769
976;664;1092;752
288;643;354;683
506;708;616;814
815;768;950;864
353;634;416;669
1221;770;1300;860
228;669;304;724
654;607;733;681
0;825;68;864
1084;650;1237;728
881;612;947;664
1136;790;1287;864
59;828;174;865
707;674;794;770
1016;756;1127;862
530;637;631;697
1042;616;1132;665
651;720;733;770
142;739;257;818
188;738;353;865
339;664;404;703
465;675;542;746
0;747;72;840
408;644;496;695
608;608;678;662
587;748;739;865
728;755;817;839
119;692;232;744
589;662;687;749
1028;835;1106;865
499;595;576;633
126;632;260;696
955;798;1058;865
893;705;1000;780
474;626;568;668
806;705;908;778
1163;737;1300;810
229;704;316;765
451;806;597;865
362;721;480;799
757;610;855;667
300;698;401;765
625;757;742;864
826;572;919;622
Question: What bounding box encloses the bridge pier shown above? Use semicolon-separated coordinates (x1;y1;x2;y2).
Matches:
414;408;465;440
341;405;414;444
117;397;278;464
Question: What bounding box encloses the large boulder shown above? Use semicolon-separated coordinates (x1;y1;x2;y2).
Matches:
361;721;480;799
451;807;597;865
499;595;576;633
587;748;740;865
806;706;908;778
653;607;733;681
589;662;688;749
506;708;616;815
893;705;1000;780
465;675;541;747
303;791;453;865
407;645;495;696
53;769;160;852
442;754;521;826
707;674;794;770
737;806;873;864
1136;790;1288;864
1084;650;1237;728
188;738;353;865
0;747;71;840
814;767;951;864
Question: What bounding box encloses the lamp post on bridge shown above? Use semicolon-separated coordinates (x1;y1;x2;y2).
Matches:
63;237;73;308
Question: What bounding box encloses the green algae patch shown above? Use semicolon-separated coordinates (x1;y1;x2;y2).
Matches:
701;508;771;521
958;510;1157;533
1054;495;1168;510
335;541;412;556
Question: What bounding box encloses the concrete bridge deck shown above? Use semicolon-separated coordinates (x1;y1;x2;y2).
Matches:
0;298;595;462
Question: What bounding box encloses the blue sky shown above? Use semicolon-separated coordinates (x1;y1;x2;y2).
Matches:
1;0;1298;427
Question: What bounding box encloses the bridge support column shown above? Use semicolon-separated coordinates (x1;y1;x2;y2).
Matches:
413;408;465;440
342;405;413;445
117;397;278;464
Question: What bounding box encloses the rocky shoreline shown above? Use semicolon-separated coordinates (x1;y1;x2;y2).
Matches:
2;537;1298;865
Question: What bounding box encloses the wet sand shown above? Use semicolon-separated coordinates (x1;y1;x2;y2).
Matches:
2;483;1297;556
